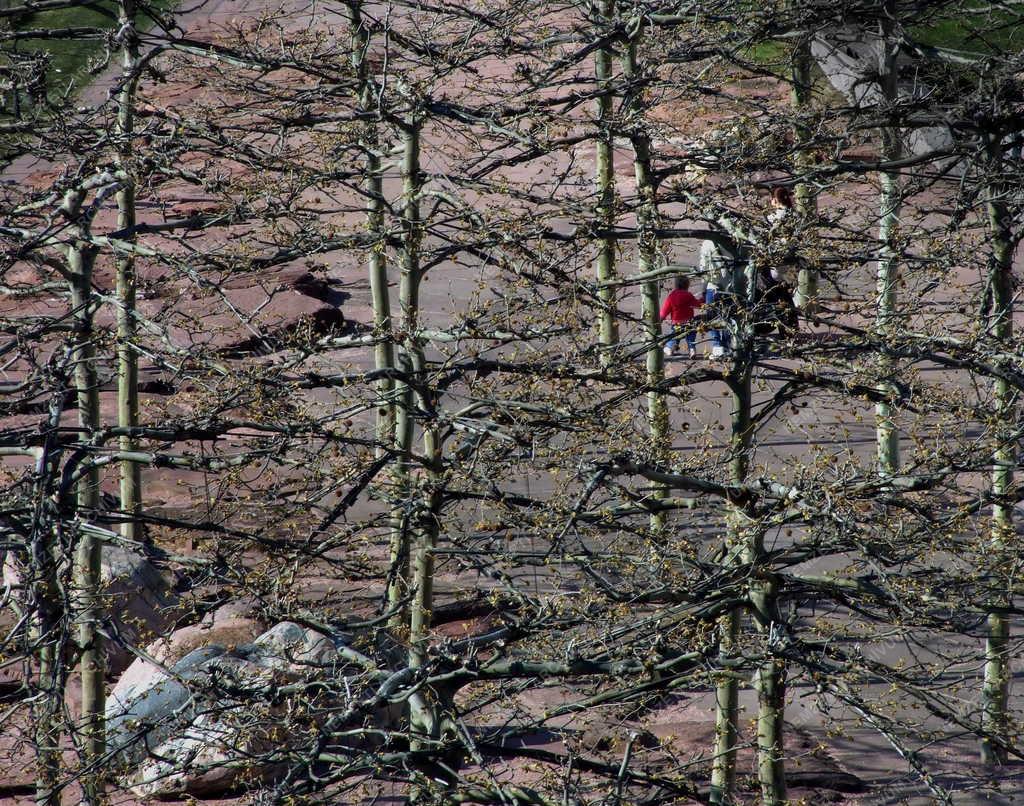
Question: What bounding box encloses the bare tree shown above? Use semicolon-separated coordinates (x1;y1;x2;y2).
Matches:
3;2;1024;805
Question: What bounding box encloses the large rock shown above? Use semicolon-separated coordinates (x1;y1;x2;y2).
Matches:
2;542;180;675
250;620;341;673
131;706;281;797
106;645;227;765
810;29;889;109
146;613;268;667
99;544;182;673
811;28;954;158
112;611;267;710
106;621;384;798
125;654;285;798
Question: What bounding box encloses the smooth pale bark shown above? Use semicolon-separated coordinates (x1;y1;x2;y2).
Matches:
708;261;757;802
711;605;741;805
116;0;142;544
981;136;1014;766
711;324;753;804
66;189;104;801
350;2;396;456
750;544;786;804
743;304;786;802
31;441;62;806
754;653;787;804
407;348;443;745
32;171;118;806
408;348;440;674
710;254;781;803
874;18;901;476
33;616;62;806
387;118;421;629
621;31;667;533
747;45;811;797
593;0;619;366
387;110;445;753
791;36;818;310
399;116;432;670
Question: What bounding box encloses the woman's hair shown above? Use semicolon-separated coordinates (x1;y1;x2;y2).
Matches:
771;187;794;208
675;276;690;290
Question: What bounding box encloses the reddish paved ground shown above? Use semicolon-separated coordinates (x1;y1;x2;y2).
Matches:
2;2;1022;805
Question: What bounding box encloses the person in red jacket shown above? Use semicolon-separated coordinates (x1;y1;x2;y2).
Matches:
660;276;703;358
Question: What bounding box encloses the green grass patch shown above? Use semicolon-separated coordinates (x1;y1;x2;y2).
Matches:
5;0;175;96
909;4;1024;56
739;2;1024;76
740;39;789;73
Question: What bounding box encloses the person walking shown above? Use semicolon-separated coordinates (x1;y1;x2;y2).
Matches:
699;238;737;358
756;265;798;337
768;186;794;227
660;276;703;358
761;187;800;338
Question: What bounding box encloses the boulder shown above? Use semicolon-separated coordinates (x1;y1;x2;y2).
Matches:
106;621;383;798
124;654;285;798
146;615;267;667
92;543;182;674
810;30;888;109
2;543;180;675
106;645;227;765
111;612;266;712
811;28;954;158
130;707;281;797
250;620;341;673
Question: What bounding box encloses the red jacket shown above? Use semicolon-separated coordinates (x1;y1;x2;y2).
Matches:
660;289;702;325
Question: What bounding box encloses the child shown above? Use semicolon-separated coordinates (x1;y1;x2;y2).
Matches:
660;276;703;358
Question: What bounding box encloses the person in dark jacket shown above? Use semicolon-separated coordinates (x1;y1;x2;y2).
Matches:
756;265;798;337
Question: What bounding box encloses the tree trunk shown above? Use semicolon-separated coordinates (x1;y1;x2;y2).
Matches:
750;549;786;804
390;107;445;762
387;117;422;630
754;654;787;804
67;200;104;803
621;28;667;533
711;607;741;805
350;1;396;457
593;0;619;366
874;18;901;476
30;441;63;806
407;346;442;743
791;34;818;311
981;134;1014;766
711;352;752;805
116;0;142;545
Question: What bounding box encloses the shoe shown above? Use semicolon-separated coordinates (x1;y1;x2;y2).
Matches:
711;345;725;358
664;346;674;357
688;350;697;359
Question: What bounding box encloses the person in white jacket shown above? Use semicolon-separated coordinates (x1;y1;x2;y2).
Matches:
700;238;740;357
